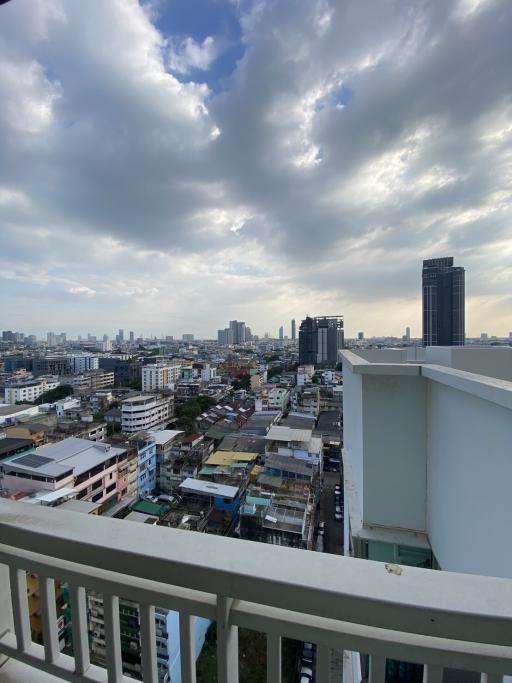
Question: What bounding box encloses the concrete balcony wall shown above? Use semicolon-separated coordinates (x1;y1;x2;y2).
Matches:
427;375;512;578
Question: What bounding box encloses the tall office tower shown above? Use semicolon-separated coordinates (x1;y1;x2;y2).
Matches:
118;329;124;344
291;319;296;341
182;334;194;342
299;316;344;367
245;327;252;342
405;327;411;341
279;326;284;341
47;332;56;346
229;320;246;345
422;257;465;347
357;332;364;341
103;334;109;342
129;331;134;343
60;332;66;343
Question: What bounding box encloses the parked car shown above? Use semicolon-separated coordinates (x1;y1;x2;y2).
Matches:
335;510;342;521
299;675;313;683
335;484;341;493
318;521;325;536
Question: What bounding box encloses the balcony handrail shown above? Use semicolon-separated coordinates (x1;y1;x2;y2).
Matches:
1;499;512;648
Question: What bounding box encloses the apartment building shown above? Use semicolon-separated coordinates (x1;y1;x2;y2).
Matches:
254;386;290;412
264;424;323;468
1;437;127;507
141;362;181;392
121;394;173;433
4;376;60;404
290;385;320;416
64;370;115;392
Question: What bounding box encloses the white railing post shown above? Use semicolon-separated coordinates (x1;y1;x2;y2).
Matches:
369;655;386;683
266;633;281;683
70;585;90;675
40;576;59;664
423;664;443;683
217;595;239;683
179;612;196;683
0;564;14;668
140;603;158;683
103;594;123;683
316;643;332;683
8;567;30;653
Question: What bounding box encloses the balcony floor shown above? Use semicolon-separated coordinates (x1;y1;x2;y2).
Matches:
0;658;63;683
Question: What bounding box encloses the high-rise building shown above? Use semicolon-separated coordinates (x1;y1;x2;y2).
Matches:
291;319;296;341
182;334;194;342
406;326;411;340
118;329;124;344
279;326;284;341
357;332;364;341
299;316;344;367
229;320;246;345
129;331;134;343
422;257;465;347
47;332;57;347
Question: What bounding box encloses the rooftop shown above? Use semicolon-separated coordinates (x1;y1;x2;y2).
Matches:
4;437;126;479
180;477;239;499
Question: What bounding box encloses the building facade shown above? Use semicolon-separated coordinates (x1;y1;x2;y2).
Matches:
121;395;173;433
141;363;181;392
422;257;465;346
298;315;344;367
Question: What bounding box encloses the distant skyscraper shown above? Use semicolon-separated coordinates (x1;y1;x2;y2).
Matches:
291;319;296;341
182;334;194;342
47;332;56;346
129;331;134;343
279;325;284;341
299;316;344;367
357;331;364;341
229;320;246;345
422;257;465;347
405;326;411;341
118;329;124;344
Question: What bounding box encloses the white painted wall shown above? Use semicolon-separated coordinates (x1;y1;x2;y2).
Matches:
427;381;512;578
425;346;512;381
342;366;364;505
362;374;427;531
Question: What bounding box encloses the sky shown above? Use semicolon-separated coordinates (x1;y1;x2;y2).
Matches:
1;0;512;339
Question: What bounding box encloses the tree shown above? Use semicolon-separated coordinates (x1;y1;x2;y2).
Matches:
34;385;73;405
231;374;250;391
267;367;281;379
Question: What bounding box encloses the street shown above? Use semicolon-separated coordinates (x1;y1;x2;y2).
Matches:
319;470;343;555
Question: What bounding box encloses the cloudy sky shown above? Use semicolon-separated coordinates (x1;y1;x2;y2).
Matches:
1;0;511;339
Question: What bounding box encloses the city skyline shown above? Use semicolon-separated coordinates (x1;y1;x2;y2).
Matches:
1;1;512;337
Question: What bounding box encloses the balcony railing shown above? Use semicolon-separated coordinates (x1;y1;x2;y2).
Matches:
0;498;511;683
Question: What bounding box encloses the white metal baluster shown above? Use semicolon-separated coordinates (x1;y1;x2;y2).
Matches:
140;603;158;683
369;655;386;683
70;585;90;675
40;576;59;664
423;664;443;683
316;644;331;683
216;595;239;683
179;612;196;683
9;568;31;652
103;594;123;683
266;633;281;683
481;674;503;683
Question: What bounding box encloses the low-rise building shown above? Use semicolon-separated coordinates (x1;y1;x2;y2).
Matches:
1;437;127;507
4;376;60;404
254;386;290;412
290;385;320;416
121;394;173;433
264;424;323;468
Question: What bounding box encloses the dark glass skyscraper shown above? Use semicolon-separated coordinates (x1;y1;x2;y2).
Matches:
299;315;344;366
422;257;465;346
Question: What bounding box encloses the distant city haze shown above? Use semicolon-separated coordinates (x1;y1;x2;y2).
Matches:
1;1;511;337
